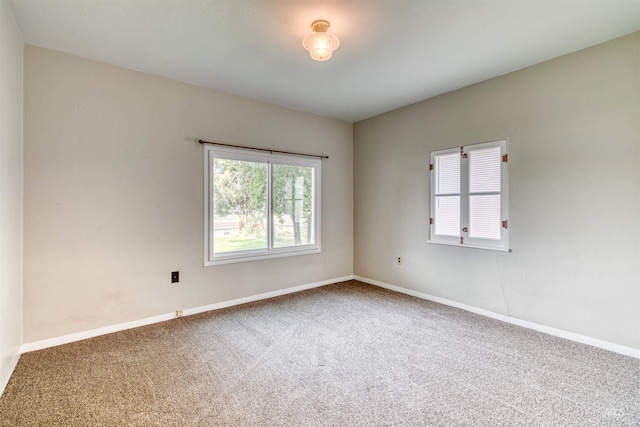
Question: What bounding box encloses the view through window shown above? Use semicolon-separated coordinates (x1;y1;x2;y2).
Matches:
204;146;321;265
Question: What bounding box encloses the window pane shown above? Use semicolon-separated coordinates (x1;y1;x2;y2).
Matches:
435;153;460;194
469;195;501;240
469;146;501;193
434;196;460;236
212;158;268;253
272;164;315;248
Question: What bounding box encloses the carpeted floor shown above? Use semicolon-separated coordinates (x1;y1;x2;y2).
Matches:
1;280;639;426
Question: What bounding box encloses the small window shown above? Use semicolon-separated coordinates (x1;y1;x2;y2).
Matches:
429;140;508;251
204;145;321;265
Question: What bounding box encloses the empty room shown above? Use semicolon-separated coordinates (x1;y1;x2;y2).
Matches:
1;0;640;425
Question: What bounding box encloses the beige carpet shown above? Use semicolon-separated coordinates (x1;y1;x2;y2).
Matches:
1;280;639;426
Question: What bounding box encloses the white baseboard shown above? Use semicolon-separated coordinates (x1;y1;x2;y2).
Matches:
20;312;176;354
354;275;640;360
0;352;21;398
20;275;354;354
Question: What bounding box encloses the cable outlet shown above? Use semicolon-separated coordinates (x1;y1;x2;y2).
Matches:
397;256;402;265
175;309;183;317
171;271;179;283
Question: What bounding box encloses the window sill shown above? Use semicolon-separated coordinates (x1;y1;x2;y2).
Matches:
205;247;321;266
427;240;510;252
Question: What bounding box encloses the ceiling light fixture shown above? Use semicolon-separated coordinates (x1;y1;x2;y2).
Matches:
302;20;340;62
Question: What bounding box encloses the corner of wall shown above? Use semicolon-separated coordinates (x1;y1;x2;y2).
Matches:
0;0;25;397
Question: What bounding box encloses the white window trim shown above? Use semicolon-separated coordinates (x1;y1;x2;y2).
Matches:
428;140;509;252
203;145;321;266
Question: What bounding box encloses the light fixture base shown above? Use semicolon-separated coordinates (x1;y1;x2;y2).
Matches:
310;20;331;33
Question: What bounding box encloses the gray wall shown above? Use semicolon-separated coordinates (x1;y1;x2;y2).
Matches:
354;32;640;349
23;46;353;343
0;0;23;389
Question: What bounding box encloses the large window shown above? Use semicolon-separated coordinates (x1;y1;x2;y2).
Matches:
429;140;508;251
204;145;321;265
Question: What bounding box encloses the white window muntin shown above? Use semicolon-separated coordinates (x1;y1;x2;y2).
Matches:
429;140;508;251
204;145;321;266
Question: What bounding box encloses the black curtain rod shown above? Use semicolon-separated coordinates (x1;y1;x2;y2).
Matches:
198;140;329;160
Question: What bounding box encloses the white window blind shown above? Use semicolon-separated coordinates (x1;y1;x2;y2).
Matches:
468;146;501;240
429;140;508;251
433;152;460;237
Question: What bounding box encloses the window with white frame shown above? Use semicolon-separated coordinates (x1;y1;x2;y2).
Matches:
429;140;508;251
204;145;321;266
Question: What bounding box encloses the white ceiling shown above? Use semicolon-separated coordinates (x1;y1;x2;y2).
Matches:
9;0;640;123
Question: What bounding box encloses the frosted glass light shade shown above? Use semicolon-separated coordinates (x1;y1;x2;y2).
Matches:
302;20;340;61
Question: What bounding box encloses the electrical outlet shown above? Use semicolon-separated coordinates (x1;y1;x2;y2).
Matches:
397;256;402;265
171;271;179;283
175;309;183;317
